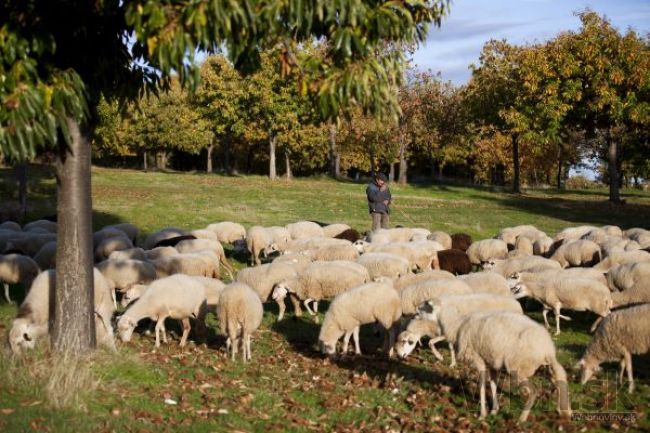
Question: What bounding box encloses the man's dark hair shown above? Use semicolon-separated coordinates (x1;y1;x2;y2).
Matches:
375;173;388;182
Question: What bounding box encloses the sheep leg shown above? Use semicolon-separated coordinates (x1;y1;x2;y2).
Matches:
428;336;446;361
312;301;320;324
155;317;168;347
276;297;286;321
618;358;626;386
111;289;117;309
624;350;634;393
542;308;551;329
489;369;499;415
479;370;488;419
289;294;303;317
246;333;252;361
553;305;564;335
590;316;603;333
3;283;13;304
179;318;191;347
448;342;457;368
342;331;352;354
353;326;361;355
303;299;316;316
518;379;537;423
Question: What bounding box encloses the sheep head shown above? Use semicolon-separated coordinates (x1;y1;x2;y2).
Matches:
506;272;522;289
117;315;137;342
482;259;498;270
416;300;440;322
271;284;290;302
395;330;420;359
511;282;530;299
318;339;336;356
9;318;36;354
577;357;601;385
352;240;369;254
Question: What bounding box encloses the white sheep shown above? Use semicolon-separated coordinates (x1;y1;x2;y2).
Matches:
507;268;608;291
286;221;325;240
206;221;247;244
94;235;133;262
122;276;226;310
108;247;147;261
400;278;473;316
514;236;533;256
117;274;208;347
394;317;444;360
482;255;561;277
393;270;455;291
144;246;179;261
594;249;650;270
0;221;21;232
96;258;157;296
356;241;438;272
302;244;359;262
554;225;598;242
495;225;541;247
175;238;235;279
23;219;57;233
105;223;140;243
512;277;612;335
466;239;508;265
356;252;411;281
549;239;601;268
318;281;402;356
190;229;219;241
456;312;571;422
457;271;511;297
322;223;351;238
601;225;623;237
0;253;40;304
416;294;523;366
271;261;370;321
532;235;554;256
216;282;264;361
246;226;281;266
624;227;649;242
151;251;220;279
282;237;351;254
272;252;313;265
578;303;650;394
368;227;431;244
427;231;452;250
4;232;57;256
9;268;116;353
142;227;189;250
605;262;650;292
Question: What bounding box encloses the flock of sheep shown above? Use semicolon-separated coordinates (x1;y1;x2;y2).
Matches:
1;218;650;423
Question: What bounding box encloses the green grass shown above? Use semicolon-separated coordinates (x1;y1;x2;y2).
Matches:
0;165;649;433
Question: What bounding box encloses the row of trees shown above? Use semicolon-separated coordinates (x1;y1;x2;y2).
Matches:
94;11;649;202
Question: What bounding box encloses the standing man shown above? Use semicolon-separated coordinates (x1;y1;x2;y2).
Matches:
366;172;392;231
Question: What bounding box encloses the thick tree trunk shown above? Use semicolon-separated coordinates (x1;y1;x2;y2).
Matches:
512;134;521;193
269;132;277;180
328;124;340;178
398;135;407;185
206;144;214;173
607;128;620;203
284;149;292;180
53;118;95;354
15;163;27;219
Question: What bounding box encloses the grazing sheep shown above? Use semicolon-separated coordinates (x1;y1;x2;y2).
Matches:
483;255;561;277
416;293;523;366
322;223;352;238
246;226;283;266
512;277;612;335
0;254;40;304
514;236;534;255
206;221;247;244
356;241;438;272
495;225;541;247
456;312;571;422
554;225;598;242
334;228;362;243
190;229;219;241
142;228;190;249
605;262;650;292
532;236;554;256
466;239;509;265
96;259;157;295
427;231;452;250
400;279;473;316
451;233;473;252
302;244;360;262
117;274;208;347
151;252;220;279
286;221;325;240
23;219;57;233
395;317;444;360
0;221;21;232
272;252;313;266
457;271;511;297
105;223;140;243
434;249;472;275
594;249;650;270
4;233;57;256
549;239;601;268
217;282;264;361
122;276;226;310
356;252;411;281
9;269;116;353
235;262;304;317
108;247;147;261
282;237;351;254
152;235;197;249
507;268;608;291
624;228;649;242
599;237;640;258
318;281;402;356
144;246;179;261
94;235;133;262
272;261;370;321
601;225;623;238
33;241;57;270
93;227;126;247
393;270;455;291
175;238;235;279
578;303;650;393
368;227;431;244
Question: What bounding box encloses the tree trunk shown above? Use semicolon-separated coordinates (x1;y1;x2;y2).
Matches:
388;162;395;182
269;132;277;180
206;144;214;173
437;164;443;181
143;151;148;170
15;163;27;219
328;123;340;178
556;146;563;191
607;128;620;203
398;135;407;185
52;118;95;354
284;149;292;180
512;134;521;193
224;139;231;175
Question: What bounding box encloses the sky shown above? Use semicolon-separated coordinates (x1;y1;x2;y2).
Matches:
411;0;650;85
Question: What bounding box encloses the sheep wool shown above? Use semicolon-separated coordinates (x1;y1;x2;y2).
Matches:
217;282;264;361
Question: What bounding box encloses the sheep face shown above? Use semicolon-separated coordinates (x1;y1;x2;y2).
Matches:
9;319;36;354
577;357;601;385
506;272;522;289
511;282;530;299
482;259;498;270
352;240;369;253
117;316;137;342
271;285;289;302
395;331;419;359
121;285;146;308
372;276;392;284
263;244;281;257
318;339;336;356
416;301;439;322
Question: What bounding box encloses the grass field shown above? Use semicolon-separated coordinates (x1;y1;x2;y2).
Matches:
1;166;649;433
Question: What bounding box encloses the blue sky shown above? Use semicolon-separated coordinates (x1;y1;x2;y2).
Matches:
411;0;650;84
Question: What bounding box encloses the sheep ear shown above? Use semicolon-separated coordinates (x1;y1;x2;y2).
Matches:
419;301;434;314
